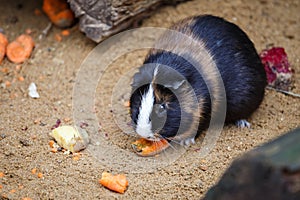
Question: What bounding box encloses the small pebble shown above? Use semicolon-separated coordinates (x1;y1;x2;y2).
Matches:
0;133;6;139
63;150;71;155
63;117;71;122
19;139;30;146
199;165;208;171
28;82;40;99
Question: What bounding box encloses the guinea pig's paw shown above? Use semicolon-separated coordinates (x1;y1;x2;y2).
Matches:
235;119;251;128
180;137;195;146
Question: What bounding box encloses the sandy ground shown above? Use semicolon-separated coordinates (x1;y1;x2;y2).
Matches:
0;0;299;199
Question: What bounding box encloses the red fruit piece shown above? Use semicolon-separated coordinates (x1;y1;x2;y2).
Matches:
260;47;293;90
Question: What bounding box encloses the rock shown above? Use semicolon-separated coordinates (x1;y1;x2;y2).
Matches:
68;0;188;42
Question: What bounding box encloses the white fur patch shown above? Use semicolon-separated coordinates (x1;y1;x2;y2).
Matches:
136;84;154;138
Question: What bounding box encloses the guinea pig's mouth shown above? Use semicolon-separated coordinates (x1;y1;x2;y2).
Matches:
144;133;163;141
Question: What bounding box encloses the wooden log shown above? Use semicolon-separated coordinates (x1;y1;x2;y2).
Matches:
68;0;188;43
203;128;300;200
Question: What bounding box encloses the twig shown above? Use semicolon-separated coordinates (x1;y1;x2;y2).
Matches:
266;86;300;98
39;23;53;40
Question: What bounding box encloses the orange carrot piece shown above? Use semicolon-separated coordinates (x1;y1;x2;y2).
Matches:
72;153;81;161
0;172;4;178
31;168;37;174
0;33;8;64
131;138;169;157
1;67;9;73
61;29;70;36
55;33;62;42
18;76;25;82
37;172;43;178
0;45;6;63
99;172;128;194
0;33;8;46
42;0;75;28
6;34;34;64
6;41;28;63
49;140;55;148
50;148;58;153
15;34;35;57
123;101;130;107
63;117;71;122
4;80;11;87
9;189;16;193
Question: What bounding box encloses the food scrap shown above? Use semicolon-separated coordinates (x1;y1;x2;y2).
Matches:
18;76;25;82
123;101;130;107
48;140;55;148
9;189;16;193
28;82;40;99
37;172;43;178
131;138;169;157
5;80;11;87
61;29;70;36
31;168;37;174
6;34;35;64
72;153;80;161
42;0;75;28
31;168;44;179
22;198;32;200
55;33;62;42
51;119;61;130
260;47;293;90
49;125;89;153
0;33;8;64
99;172;128;194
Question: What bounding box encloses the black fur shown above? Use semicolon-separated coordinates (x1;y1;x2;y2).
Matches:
130;15;266;140
188;15;266;122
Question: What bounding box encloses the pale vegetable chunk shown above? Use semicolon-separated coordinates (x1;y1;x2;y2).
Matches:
49;126;89;153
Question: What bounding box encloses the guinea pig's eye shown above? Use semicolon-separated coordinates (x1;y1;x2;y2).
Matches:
159;104;166;111
154;103;167;118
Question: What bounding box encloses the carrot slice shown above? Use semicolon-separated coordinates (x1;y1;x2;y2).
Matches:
0;33;8;64
131;138;169;157
42;0;75;28
6;34;34;64
0;33;8;47
16;34;35;56
6;41;28;63
99;172;128;194
0;45;6;64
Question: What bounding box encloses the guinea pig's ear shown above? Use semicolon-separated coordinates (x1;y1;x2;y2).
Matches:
131;64;156;90
155;65;186;90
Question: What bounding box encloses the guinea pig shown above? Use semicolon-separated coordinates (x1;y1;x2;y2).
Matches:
129;15;266;145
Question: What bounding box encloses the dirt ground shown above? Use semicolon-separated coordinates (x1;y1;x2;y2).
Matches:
0;0;299;199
